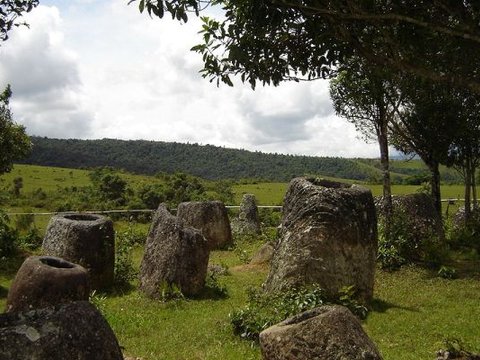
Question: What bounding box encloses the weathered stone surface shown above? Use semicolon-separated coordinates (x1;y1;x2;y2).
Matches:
265;177;377;303
42;213;115;290
259;305;383;360
236;193;261;235
0;301;123;360
140;204;209;297
6;256;89;313
177;201;233;250
250;242;274;265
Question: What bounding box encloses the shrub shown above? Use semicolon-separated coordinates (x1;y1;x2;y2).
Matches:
448;209;480;253
15;212;34;231
114;226;139;287
229;284;367;341
18;228;43;251
437;265;457;279
203;270;228;298
0;210;18;257
89;290;108;315
258;208;282;227
378;205;448;270
157;280;185;302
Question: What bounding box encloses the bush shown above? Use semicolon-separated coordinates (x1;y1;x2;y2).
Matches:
229;284;367;341
258;208;282;227
114;225;140;287
448;209;480;253
378;205;448;270
0;210;18;257
15;212;34;231
18;228;43;251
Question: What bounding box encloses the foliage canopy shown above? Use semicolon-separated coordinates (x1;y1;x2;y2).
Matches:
0;0;39;42
132;1;480;92
0;85;31;175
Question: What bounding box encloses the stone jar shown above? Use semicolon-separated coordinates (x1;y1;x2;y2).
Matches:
177;201;233;250
42;213;115;290
6;255;89;313
236;193;261;235
260;305;383;360
265;177;377;304
0;301;123;360
140;204;209;298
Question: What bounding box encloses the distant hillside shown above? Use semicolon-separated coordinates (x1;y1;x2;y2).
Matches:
21;137;384;182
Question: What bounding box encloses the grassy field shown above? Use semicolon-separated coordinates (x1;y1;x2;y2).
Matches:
1;234;479;360
0;164;164;194
1;164;479;359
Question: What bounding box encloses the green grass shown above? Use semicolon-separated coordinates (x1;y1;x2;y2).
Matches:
1;235;480;359
366;266;480;359
0;164;91;193
105;268;265;359
233;182;288;205
0;164;168;196
1;163;479;358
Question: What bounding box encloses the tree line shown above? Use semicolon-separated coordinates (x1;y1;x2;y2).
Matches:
20;136;385;182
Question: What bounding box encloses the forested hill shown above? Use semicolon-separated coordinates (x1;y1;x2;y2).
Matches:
21;137;381;181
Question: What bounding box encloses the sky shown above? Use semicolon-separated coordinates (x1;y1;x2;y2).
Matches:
0;0;381;158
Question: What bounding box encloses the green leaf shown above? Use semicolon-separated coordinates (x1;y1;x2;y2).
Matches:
139;0;145;13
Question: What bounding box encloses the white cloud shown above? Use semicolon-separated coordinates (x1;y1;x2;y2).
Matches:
0;5;95;138
0;0;382;158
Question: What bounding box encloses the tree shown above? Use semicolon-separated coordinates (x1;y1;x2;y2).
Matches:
329;56;402;227
89;168;129;204
132;1;480;93
164;172;206;205
137;183;166;209
447;91;480;222
390;79;461;216
0;85;31;175
0;0;39;42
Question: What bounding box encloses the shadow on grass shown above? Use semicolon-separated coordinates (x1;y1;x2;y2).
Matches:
101;282;137;298
191;283;230;301
370;298;418;313
0;285;8;299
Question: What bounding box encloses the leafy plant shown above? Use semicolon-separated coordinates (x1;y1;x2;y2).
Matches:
17;227;42;251
114;225;140;287
438;338;480;359
157;280;185;302
89;290;108;315
0;210;18;257
378;205;447;270
203;270;228;298
437;266;457;280
229;284;367;341
337;285;369;319
14;212;34;231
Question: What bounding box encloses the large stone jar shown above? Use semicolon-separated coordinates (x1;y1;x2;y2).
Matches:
43;214;115;290
6;255;89;313
177;201;233;250
0;301;124;360
140;204;209;298
237;193;261;235
259;305;383;360
265;177;377;304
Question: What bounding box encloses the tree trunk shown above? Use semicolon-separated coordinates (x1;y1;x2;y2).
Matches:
465;162;472;223
377;113;392;238
429;162;442;217
471;167;477;209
